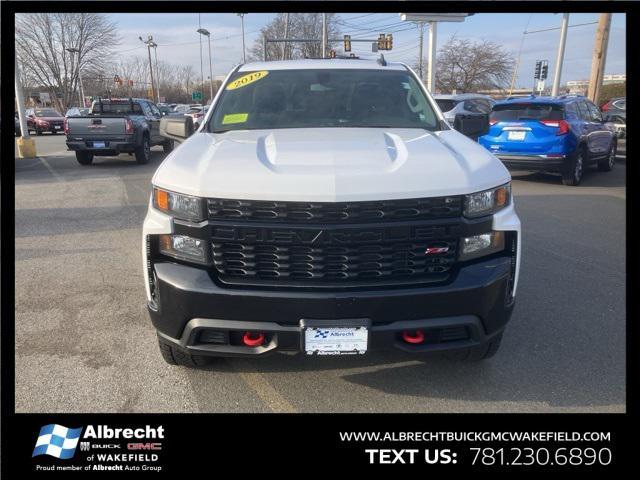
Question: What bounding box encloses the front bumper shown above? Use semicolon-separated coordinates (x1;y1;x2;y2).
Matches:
150;254;515;358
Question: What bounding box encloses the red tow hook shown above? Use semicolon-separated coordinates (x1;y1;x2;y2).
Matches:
402;330;425;344
242;331;265;347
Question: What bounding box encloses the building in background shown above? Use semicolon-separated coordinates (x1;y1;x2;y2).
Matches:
566;73;626;95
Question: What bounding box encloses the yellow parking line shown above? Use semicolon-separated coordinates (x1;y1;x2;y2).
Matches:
235;364;297;413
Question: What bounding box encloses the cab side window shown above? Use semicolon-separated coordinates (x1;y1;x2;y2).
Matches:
149;103;161;117
576;101;590;121
586;102;602;122
141;102;153;117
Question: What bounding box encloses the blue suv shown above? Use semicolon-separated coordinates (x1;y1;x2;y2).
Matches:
479;95;617;185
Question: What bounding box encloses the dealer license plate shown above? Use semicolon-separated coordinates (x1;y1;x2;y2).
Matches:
93;141;106;148
304;327;368;355
507;131;526;141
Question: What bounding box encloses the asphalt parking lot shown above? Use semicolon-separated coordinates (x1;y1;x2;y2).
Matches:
14;133;626;413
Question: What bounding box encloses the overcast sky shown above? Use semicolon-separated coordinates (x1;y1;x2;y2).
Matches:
108;12;626;88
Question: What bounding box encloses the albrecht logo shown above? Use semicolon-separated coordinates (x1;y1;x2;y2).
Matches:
32;424;83;459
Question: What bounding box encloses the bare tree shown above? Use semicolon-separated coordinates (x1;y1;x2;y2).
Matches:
434;36;515;93
249;13;341;61
16;13;120;111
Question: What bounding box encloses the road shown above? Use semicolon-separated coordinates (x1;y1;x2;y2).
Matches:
14;133;626;413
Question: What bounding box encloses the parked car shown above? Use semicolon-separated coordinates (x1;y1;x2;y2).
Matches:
65;107;91;117
65;98;173;166
185;106;209;129
147;58;521;367
600;96;625;119
479;95;617;186
172;104;191;114
433;93;496;123
25;108;65;135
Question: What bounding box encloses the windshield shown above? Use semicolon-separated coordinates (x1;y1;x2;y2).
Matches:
491;103;564;122
34;109;62;117
209;68;440;132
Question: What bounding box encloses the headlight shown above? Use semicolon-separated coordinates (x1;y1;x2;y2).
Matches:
153;187;204;221
459;231;505;262
159;234;208;264
463;183;511;218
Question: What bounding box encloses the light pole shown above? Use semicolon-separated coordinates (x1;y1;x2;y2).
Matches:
198;14;204;102
66;47;85;107
238;13;246;63
197;28;214;103
551;13;570;96
139;35;157;101
15;55;36;157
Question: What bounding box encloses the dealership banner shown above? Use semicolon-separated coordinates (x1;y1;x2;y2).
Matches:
2;413;630;474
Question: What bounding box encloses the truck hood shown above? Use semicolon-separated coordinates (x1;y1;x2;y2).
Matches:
152;128;511;202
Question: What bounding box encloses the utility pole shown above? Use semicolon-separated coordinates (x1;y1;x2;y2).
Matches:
15;55;36;157
152;42;160;103
551;13;569;96
198;28;214;103
587;13;612;103
263;35;267;61
418;22;424;81
198;14;204;101
282;13;290;60
427;22;437;91
139;35;157;101
238;13;246;63
322;13;327;58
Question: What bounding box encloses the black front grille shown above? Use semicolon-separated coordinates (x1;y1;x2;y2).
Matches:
206;196;465;287
207;196;462;224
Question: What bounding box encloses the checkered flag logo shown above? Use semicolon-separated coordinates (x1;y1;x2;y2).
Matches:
32;424;83;459
314;329;329;338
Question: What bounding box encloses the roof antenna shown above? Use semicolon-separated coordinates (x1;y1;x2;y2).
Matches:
377;53;387;66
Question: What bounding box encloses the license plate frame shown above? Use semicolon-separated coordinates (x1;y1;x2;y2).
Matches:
301;319;370;356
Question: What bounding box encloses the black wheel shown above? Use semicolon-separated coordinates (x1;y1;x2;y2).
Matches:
157;335;213;368
75;151;94;166
36;128;43;136
562;148;585;186
598;142;616;172
445;333;503;361
162;139;174;153
135;135;151;164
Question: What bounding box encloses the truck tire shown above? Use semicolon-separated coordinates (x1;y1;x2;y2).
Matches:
75;151;94;166
445;333;503;361
163;139;174;153
157;335;213;368
135;134;151;164
35;128;43;136
597;142;616;172
562;148;585;186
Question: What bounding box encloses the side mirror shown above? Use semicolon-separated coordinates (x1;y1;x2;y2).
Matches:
453;113;490;140
160;115;194;142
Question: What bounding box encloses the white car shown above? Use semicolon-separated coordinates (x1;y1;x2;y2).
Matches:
144;58;521;367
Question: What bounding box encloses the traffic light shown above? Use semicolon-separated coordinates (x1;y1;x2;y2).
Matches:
328;49;337;59
541;64;548;80
534;61;542;80
344;34;351;52
377;34;386;51
128;79;134;87
114;75;122;86
385;34;393;50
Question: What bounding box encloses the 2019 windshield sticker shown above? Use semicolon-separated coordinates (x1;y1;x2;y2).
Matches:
225;71;269;90
222;113;249;124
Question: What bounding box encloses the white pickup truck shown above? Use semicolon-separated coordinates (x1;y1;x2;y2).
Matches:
143;58;521;367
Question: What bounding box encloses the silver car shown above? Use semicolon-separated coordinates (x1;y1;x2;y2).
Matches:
433;93;495;124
